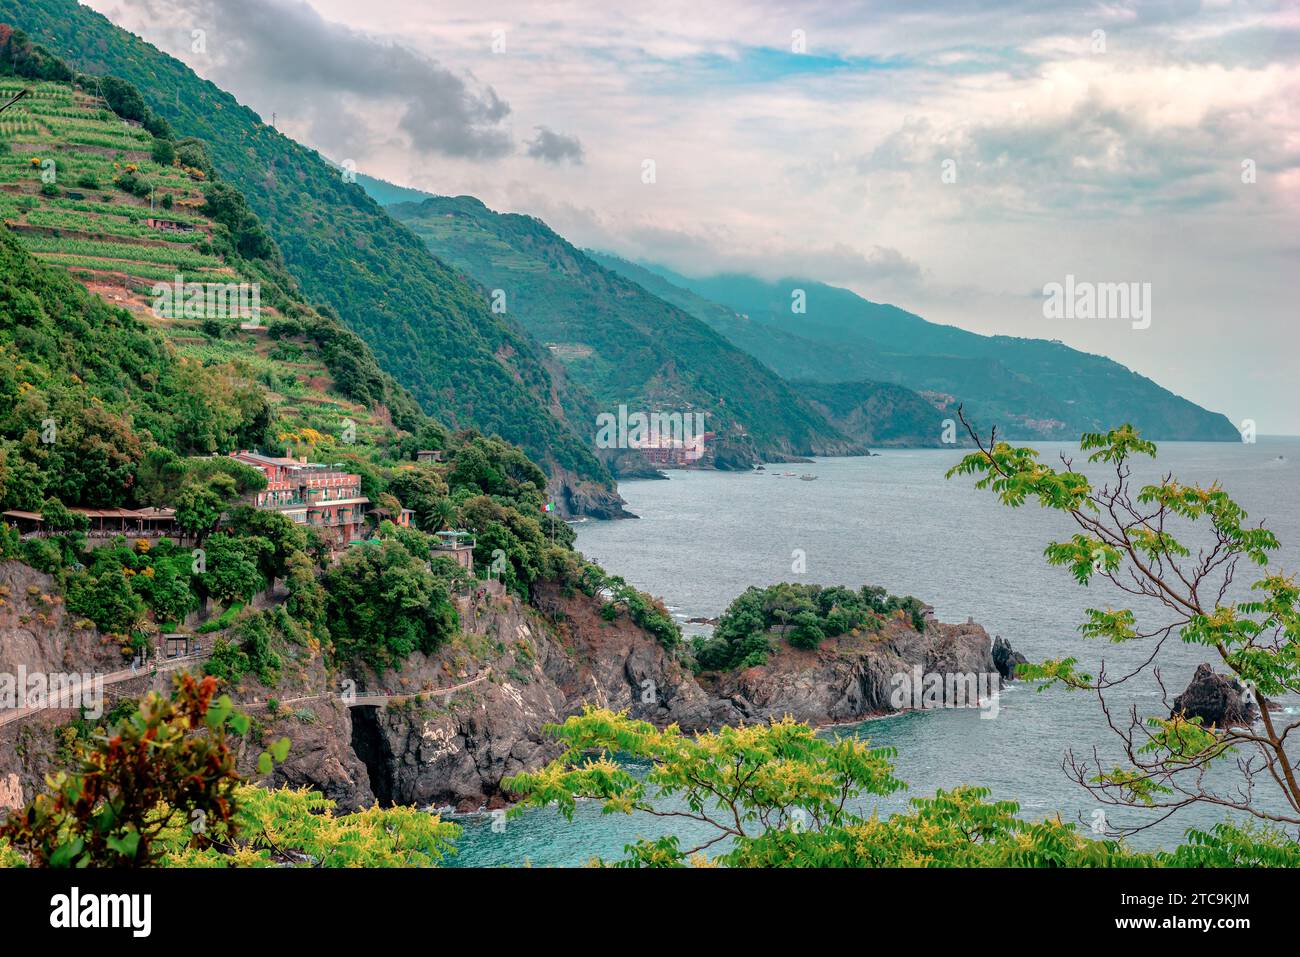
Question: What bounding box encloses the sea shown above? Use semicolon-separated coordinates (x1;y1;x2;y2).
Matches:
449;437;1300;866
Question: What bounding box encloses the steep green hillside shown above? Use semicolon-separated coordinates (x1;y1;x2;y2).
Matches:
0;66;625;634
390;195;862;469
0;71;448;510
795;381;969;448
1;0;615;502
590;254;1239;442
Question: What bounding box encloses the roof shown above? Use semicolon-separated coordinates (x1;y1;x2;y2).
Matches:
5;507;179;522
136;507;176;519
230;450;302;468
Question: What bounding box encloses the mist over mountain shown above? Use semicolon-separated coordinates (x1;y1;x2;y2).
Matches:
588;254;1240;443
389;195;867;469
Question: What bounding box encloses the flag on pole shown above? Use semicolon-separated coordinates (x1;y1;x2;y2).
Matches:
542;501;555;513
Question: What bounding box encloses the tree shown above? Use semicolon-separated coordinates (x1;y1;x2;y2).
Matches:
387;466;448;531
787;611;825;649
133;446;185;507
284;548;327;635
504;708;1150;867
948;411;1300;835
431;497;457;533
227;506;308;591
135;552;196;625
323;539;458;670
36;496;87;532
203;533;270;608
155;785;459;867
0;675;285;868
175;473;236;540
66;565;143;635
151;136;175;167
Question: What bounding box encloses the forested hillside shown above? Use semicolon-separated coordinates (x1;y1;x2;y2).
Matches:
391;195;862;469
1;0;615;501
590;253;1240;442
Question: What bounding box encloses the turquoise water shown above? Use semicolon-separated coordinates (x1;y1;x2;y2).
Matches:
450;438;1300;866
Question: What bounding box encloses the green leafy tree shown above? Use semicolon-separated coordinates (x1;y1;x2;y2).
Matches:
134;552;196;625
175;473;236;540
202;532;270;608
387;467;449;531
948;411;1300;833
156;785;458;867
284;548;327;635
505;708;1151;867
787;611;825;650
227;505;308;591
322;539;458;669
66;565;143;634
35;495;86;532
133;446;186;507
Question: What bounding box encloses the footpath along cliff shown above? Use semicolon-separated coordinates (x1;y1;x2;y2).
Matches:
0;562;1007;813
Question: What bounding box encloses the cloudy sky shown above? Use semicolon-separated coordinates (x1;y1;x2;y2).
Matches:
88;0;1300;433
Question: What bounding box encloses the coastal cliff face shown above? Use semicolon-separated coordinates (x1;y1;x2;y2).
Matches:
0;560;1004;815
273;589;1001;812
702;617;1000;726
268;583;714;812
0;561;122;679
549;467;633;520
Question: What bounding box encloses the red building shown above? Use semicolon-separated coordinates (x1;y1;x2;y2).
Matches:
230;451;370;548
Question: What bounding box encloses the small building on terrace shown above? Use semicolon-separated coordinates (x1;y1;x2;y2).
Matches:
432;530;475;572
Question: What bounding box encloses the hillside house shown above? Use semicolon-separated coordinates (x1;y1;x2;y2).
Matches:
416;449;444;464
370;506;416;528
145;217;195;233
230;450;370;548
433;530;475;572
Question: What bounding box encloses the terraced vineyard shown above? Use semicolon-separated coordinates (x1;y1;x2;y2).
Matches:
0;77;426;454
0;81;227;282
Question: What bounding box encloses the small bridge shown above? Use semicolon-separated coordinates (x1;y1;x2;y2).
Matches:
345;669;491;707
1;657;494;727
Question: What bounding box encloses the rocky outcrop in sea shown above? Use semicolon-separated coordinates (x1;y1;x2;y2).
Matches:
1171;662;1261;728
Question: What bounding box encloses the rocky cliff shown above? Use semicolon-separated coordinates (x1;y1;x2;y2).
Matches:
0;561;1008;815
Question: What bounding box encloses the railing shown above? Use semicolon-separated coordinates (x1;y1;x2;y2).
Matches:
0;650;210;728
17;528;190;542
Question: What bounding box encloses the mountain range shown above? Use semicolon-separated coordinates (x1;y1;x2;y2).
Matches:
3;0;1239;507
587;254;1240;443
388;195;865;470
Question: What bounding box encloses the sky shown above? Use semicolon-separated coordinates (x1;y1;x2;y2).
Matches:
87;0;1300;433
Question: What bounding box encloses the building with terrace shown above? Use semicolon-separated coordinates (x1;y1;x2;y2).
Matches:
229;450;370;548
433;530;475;572
2;506;185;542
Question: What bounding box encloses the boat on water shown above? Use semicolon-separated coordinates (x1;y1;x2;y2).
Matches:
799;474;817;481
